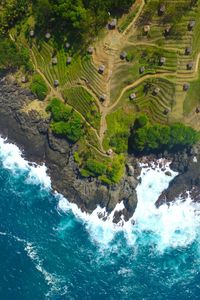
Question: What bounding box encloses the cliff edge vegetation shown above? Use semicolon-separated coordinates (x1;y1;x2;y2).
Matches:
1;0;200;184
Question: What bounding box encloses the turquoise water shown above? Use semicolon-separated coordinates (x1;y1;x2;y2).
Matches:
1;138;200;300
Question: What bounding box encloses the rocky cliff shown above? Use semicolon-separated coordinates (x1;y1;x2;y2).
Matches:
0;73;139;222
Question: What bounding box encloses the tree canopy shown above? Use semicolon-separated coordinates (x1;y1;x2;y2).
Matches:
130;115;200;153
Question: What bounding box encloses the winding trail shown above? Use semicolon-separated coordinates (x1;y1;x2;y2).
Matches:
23;1;200;153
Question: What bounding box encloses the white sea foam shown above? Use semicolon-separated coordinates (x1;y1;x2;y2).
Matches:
0;135;200;251
0;136;51;189
58;160;200;251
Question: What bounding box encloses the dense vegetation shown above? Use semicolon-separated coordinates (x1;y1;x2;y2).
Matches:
0;38;31;71
80;155;125;184
1;0;134;43
130;115;200;153
30;74;48;100
47;98;85;143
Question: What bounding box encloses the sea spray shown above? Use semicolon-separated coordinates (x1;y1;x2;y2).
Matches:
0;135;200;252
0;136;51;189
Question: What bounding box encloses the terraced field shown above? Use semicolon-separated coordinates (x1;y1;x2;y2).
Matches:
16;0;200;157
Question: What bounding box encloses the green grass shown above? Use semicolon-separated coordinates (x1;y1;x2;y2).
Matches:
110;45;177;103
103;106;136;153
62;86;101;130
183;77;200;115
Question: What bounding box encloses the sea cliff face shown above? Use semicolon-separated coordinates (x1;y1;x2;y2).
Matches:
0;73;139;222
156;147;200;206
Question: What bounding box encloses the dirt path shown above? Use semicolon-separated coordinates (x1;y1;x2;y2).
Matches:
30;50;107;154
28;1;200;153
122;0;145;36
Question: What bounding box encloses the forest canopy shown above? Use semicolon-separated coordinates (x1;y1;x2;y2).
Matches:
1;0;134;41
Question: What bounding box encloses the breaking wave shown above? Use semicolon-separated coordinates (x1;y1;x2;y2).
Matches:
1;135;200;252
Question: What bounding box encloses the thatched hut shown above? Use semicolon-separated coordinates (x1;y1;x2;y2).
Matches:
99;94;107;102
87;46;94;55
159;57;166;65
98;65;105;74
108;19;117;30
120;51;127;60
21;76;27;83
52;57;58;65
188;20;195;31
139;66;145;74
163;108;170;115
187;62;193;70
45;32;51;40
153;87;160;95
158;4;165;15
144;25;150;33
65;42;71;49
185;47;192;55
129;93;136;100
196;107;200;113
107;149;113;156
54;80;59;87
66;57;72;65
183;83;190;91
29;30;35;37
164;25;171;36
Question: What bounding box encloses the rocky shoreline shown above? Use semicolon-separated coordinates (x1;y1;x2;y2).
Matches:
1;73;200;223
0;73;140;222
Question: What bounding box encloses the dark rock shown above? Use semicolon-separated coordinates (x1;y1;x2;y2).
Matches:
165;171;172;176
0;74;139;221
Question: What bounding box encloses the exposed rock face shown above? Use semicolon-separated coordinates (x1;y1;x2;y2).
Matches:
0;74;138;222
156;148;200;207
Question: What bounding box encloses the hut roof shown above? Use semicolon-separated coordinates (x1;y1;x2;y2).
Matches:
98;65;105;73
187;62;193;69
185;47;192;54
154;87;160;94
21;76;27;83
54;80;59;86
164;25;171;35
139;66;145;73
107;149;113;156
120;51;127;60
65;42;70;49
144;25;150;32
188;20;196;29
108;19;117;29
52;57;58;65
183;83;190;91
99;94;107;101
129;93;136;100
163;108;170;115
159;4;166;12
160;57;166;64
29;30;34;37
87;46;94;54
196;107;200;113
66;57;72;64
45;32;51;39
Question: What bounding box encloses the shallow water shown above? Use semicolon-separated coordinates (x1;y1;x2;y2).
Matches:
0;137;200;300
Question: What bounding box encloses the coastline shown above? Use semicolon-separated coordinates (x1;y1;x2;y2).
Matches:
1;73;200;222
0;73;139;222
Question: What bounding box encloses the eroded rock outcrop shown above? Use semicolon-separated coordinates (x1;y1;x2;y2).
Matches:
0;74;139;222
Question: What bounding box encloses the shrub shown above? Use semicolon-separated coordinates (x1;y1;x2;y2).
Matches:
85;159;107;176
48;98;84;143
0;39;32;71
31;74;48;100
46;98;72;121
131;116;200;153
51;120;84;143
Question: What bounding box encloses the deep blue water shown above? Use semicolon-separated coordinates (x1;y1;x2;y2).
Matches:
1;139;200;300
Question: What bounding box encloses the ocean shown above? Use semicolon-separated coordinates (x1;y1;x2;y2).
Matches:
0;137;200;300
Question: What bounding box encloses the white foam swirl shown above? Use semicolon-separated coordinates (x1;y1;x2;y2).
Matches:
0;136;51;189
